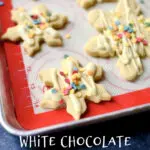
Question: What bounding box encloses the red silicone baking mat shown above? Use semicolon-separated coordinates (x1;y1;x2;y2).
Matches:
0;0;150;130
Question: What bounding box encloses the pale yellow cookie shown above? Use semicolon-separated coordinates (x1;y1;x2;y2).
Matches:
76;0;97;9
116;38;144;81
115;0;141;16
85;0;150;81
84;34;116;57
88;9;114;32
76;0;115;9
39;55;111;120
1;4;68;56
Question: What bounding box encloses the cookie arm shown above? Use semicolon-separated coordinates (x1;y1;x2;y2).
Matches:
76;0;97;9
116;57;143;81
23;36;42;56
49;15;68;29
84;35;116;58
84;62;103;81
115;0;141;16
39;69;54;86
86;84;111;103
1;26;21;42
40;90;63;110
43;28;62;47
65;94;87;120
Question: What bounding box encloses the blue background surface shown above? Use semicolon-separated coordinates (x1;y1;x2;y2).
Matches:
0;110;150;150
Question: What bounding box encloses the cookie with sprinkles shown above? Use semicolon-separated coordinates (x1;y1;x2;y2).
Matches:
85;0;150;81
39;55;111;120
76;0;115;9
1;4;68;56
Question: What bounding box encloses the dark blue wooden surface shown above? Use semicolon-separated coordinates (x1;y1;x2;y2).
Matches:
0;110;150;150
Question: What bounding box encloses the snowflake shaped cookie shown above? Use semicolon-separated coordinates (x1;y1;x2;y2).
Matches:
1;4;68;56
85;0;150;81
76;0;103;9
39;55;111;120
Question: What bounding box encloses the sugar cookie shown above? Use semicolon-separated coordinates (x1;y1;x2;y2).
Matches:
76;0;114;9
85;0;150;81
39;55;111;120
1;4;68;56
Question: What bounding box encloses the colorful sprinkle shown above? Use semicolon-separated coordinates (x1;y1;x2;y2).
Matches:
33;20;41;25
70;89;75;94
64;54;69;59
112;24;118;31
73;70;78;74
132;39;137;43
87;71;94;76
74;80;80;85
73;67;78;71
31;15;39;20
115;20;121;26
72;74;77;80
67;85;72;90
65;34;71;39
113;35;119;41
129;23;134;28
144;22;150;27
140;0;144;4
128;28;134;33
143;40;148;46
47;12;52;16
27;25;33;29
125;32;131;38
124;26;130;31
117;33;123;39
28;32;35;38
79;84;86;90
65;78;70;84
60;71;65;77
71;82;77;90
63;89;69;95
136;37;143;43
51;88;57;94
59;99;64;104
40;23;48;30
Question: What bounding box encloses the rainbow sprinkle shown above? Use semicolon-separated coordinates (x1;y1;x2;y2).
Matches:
60;71;65;77
106;20;148;47
64;54;69;59
65;78;70;84
144;22;150;27
79;84;86;90
51;88;57;94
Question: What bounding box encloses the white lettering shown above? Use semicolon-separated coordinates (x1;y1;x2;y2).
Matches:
125;137;131;146
93;137;101;146
116;136;124;148
61;136;68;148
41;136;48;148
85;136;93;148
77;137;85;146
19;136;29;148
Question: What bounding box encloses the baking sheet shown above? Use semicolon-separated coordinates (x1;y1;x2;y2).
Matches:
11;0;150;114
1;0;150;130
